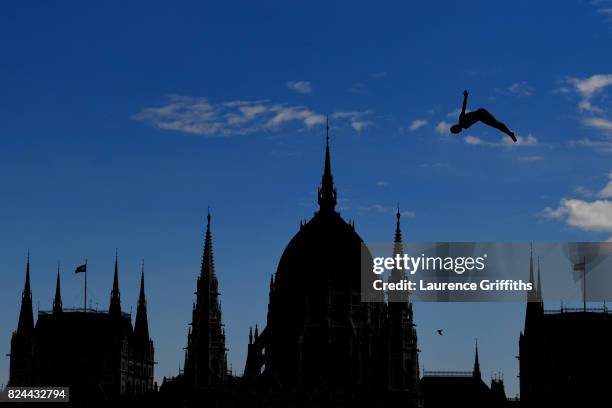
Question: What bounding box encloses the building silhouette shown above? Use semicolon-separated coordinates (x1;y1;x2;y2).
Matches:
519;251;612;406
7;128;523;407
420;342;508;408
8;255;154;403
240;125;420;406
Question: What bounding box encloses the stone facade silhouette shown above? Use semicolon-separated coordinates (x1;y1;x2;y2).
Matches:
519;250;612;407
8;256;154;403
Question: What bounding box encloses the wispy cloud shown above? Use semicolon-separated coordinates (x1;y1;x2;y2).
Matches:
584;116;612;132
331;111;373;133
464;135;482;145
133;95;371;136
463;134;539;147
375;181;389;187
508;81;534;97
568;74;612;112
348;83;368;94
286;80;312;94
543;172;612;232
435;121;452;135
408;119;428;131
569;138;612;152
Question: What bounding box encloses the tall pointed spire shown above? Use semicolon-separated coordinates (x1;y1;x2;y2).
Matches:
17;252;34;334
109;250;122;317
201;208;217;282
53;263;62;315
473;339;481;380
317;116;337;213
185;208;227;389
393;205;404;257
537;256;543;302
134;260;150;343
527;243;537;302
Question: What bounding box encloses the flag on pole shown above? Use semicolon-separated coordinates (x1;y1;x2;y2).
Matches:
572;260;585;282
75;263;87;274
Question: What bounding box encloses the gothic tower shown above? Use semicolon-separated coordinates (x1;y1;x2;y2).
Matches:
184;210;228;390
386;208;420;396
132;264;155;393
9;254;34;386
109;253;122;318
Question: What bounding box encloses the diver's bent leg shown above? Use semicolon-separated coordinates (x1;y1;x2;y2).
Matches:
476;109;516;141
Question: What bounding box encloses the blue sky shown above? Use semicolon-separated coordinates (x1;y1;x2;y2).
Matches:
2;0;612;397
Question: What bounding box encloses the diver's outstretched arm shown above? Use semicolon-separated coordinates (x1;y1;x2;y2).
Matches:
461;90;468;117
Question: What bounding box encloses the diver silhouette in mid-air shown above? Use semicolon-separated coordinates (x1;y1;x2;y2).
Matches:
450;90;517;142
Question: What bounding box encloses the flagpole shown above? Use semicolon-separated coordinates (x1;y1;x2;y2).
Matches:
84;259;88;312
583;256;586;312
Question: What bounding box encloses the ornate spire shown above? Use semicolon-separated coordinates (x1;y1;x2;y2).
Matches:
473;339;481;380
17;253;34;334
53;263;62;315
185;208;227;389
134;260;149;343
109;251;122;317
394;205;402;243
201;208;217;282
317;117;337;213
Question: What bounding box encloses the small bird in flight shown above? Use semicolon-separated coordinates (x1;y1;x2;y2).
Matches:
437;329;444;336
450;90;517;143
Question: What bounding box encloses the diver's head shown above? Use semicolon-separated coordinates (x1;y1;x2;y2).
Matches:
450;124;462;134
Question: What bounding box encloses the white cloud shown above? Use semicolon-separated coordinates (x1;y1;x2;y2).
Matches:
464;135;482;145
503;134;538;146
543;174;612;232
435;121;451;135
331;111;373;133
543;199;612;232
598;173;612;198
570;74;612;100
508;81;534;97
408;119;428;131
463;133;539;147
286;81;312;94
566;74;612;114
583;116;612;132
133;95;369;136
375;181;389;187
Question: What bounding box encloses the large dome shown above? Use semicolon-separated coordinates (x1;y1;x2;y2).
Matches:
261;131;386;392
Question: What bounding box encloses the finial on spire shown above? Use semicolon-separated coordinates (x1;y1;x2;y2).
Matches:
207;206;211;226
394;204;403;245
326;115;330;143
318;118;337;212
